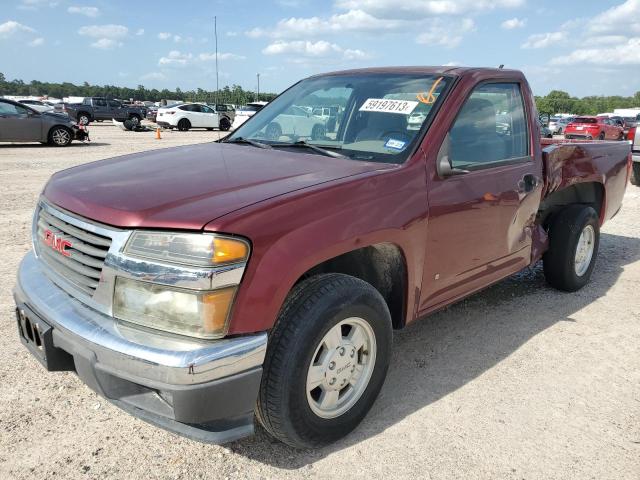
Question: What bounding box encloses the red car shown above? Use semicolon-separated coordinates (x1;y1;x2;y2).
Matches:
14;67;632;448
564;116;624;140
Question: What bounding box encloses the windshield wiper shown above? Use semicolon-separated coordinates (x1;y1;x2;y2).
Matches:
224;137;272;149
271;140;346;158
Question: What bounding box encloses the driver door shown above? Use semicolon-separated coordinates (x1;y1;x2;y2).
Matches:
420;82;543;311
0;101;42;141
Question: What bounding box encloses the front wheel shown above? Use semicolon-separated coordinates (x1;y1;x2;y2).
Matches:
48;127;73;147
129;115;141;126
631;162;640;186
598;132;605;140
256;273;392;448
543;205;600;292
77;113;91;126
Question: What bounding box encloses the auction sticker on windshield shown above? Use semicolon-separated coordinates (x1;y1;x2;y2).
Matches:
359;98;418;115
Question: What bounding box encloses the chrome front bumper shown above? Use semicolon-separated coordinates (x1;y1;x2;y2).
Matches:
14;252;268;443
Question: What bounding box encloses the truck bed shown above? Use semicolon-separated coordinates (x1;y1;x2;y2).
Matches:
541;138;631;223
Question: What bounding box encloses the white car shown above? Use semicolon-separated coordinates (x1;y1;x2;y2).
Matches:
263;105;328;140
17;99;54;113
232;101;268;129
156;103;231;131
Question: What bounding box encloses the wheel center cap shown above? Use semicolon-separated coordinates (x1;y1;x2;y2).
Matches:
325;343;356;390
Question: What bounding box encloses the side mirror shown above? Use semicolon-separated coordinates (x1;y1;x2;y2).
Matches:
436;133;469;177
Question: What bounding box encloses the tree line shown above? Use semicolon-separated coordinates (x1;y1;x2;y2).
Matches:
1;72;639;114
535;89;640;116
0;72;277;105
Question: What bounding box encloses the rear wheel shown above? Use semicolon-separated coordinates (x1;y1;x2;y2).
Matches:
48;127;73;147
177;118;191;131
129;115;141;126
219;117;231;131
598;132;605;140
77;113;91;126
543;205;600;292
256;273;392;448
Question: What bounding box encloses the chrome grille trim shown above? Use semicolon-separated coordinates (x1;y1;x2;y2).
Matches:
35;201;121;302
32;198;249;323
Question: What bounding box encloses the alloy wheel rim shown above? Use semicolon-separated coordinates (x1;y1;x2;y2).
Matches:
574;225;595;276
52;129;70;145
306;317;376;419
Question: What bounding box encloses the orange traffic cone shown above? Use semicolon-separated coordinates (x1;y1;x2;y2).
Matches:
155;127;161;140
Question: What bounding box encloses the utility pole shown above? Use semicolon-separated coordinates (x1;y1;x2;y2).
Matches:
256;73;260;102
214;16;219;106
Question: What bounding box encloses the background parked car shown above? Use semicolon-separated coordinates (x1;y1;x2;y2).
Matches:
564;116;624;140
233;101;268;128
56;97;145;126
146;105;159;123
208;103;235;124
17;99;54;113
548;116;574;135
156;103;231;131
262;105;328;140
0;98;87;146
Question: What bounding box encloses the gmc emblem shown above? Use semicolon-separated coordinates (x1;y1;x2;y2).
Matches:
43;229;72;257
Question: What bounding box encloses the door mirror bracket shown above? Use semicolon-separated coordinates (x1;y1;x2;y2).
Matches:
436;133;470;177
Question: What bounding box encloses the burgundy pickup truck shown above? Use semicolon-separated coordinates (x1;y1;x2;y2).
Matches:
14;67;632;448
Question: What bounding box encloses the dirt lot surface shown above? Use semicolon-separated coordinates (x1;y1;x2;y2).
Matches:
1;125;638;479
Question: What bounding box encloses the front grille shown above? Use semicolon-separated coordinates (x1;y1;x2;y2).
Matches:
35;206;112;296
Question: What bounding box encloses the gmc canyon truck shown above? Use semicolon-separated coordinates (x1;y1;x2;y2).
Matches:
14;67;631;448
57;97;145;126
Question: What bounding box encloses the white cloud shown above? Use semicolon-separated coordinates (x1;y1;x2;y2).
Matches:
78;24;128;39
28;37;44;46
587;0;640;35
416;18;475;48
67;6;100;17
198;52;246;61
334;0;525;19
159;50;192;66
158;32;172;40
521;31;565;49
551;37;640;66
246;9;406;38
262;40;368;60
0;20;35;39
90;38;123;50
501;17;525;29
135;28;145;36
18;0;58;10
140;72;166;81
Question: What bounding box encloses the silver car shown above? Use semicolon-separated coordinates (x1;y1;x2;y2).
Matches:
0;98;88;146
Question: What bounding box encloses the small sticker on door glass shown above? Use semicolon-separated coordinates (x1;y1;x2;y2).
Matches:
384;139;406;150
359;98;418;115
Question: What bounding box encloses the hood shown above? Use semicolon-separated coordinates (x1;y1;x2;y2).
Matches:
42;111;74;122
43;142;390;230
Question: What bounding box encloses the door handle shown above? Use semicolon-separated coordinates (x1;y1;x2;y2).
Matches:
517;174;540;193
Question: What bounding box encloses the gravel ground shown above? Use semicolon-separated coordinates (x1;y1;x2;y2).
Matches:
0;125;638;479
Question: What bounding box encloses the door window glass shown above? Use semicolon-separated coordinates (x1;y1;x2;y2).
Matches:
0;101;28;115
449;83;529;168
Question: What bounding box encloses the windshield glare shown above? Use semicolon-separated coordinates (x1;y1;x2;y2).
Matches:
228;73;450;163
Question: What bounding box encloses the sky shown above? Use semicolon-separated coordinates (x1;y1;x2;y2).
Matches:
1;0;639;98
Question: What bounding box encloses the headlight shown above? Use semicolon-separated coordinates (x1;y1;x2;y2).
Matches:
124;232;249;267
113;277;235;339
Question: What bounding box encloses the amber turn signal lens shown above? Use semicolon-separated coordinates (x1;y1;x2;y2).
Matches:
212;237;249;264
202;287;236;334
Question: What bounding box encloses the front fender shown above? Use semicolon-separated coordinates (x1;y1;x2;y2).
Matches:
206;163;429;335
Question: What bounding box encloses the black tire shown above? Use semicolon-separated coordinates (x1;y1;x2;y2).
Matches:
219;117;231;131
77;113;91;126
265;122;282;140
631;162;640;186
256;273;392;448
543;205;600;292
598;132;605;140
177;118;191;131
311;124;326;141
129;115;141;126
206;128;214;131
48;126;73;147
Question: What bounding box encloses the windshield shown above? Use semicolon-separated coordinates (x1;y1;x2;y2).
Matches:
228;73;450;164
573;117;597;124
